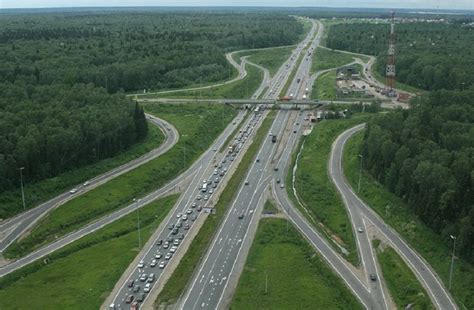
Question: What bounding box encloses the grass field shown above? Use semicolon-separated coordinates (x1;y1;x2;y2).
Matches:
311;70;337;100
344;132;474;309
5;104;236;259
0;121;164;221
155;110;277;307
237;46;294;77
286;116;371;265
230;218;363;309
311;47;355;74
0;194;178;310
374;242;433;309
156;64;264;99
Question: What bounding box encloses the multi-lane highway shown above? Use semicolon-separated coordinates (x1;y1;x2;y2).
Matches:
330;124;457;310
0;115;178;254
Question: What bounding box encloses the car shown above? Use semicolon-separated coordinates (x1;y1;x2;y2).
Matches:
370;273;377;281
150;259;157;267
293;130;297;133
197;206;202;212
165;253;172;260
139;273;147;282
256;158;260;162
276;178;280;184
155;253;162;259
128;279;135;288
213;170;218;175
138;260;144;268
274;166;279;171
222;159;227;163
159;261;167;269
83;181;90;186
176;221;182;228
186;209;193;214
184;223;190;230
230;157;234;161
69;188;78;194
125;295;134;304
163;241;169;249
191;214;197;221
244;180;249;185
167;236;174;243
357;227;364;233
173;239;180;246
168;223;174;230
176;213;182;218
144;283;151;293
182;214;188;221
136;293;146;302
203;196;208;201
147;273;155;283
219;171;224;177
172;228;179;235
191;202;197;208
178;233;185;240
280;183;284;188
212;183;217;188
209;189;214;194
197;195;202;200
238;212;244;219
156;239;162;246
214;177;219;183
133;284;140;293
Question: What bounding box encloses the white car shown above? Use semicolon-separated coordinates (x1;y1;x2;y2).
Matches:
176;213;182;218
204;195;209;201
170;246;178;253
357;227;364;233
159;261;166;269
69;188;78;194
137;260;144;268
144;283;151;293
150;259;157;267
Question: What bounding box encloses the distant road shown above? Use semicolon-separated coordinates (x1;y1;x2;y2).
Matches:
330;124;457;310
0;114;178;254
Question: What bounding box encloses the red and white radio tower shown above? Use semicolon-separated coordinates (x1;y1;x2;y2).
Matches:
386;11;396;95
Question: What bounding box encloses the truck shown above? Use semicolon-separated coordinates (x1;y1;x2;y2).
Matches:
271;134;277;143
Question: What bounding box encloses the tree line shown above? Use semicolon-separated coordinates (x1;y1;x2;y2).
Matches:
361;90;473;261
0;11;303;196
326;22;473;92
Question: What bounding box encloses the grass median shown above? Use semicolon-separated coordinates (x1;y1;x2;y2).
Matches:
236;46;294;77
5;104;236;259
344;131;474;309
286;116;370;266
0;121;164;221
157;64;264;100
311;47;355;74
230;217;363;309
311;69;337;100
155;110;277;307
0;194;178;309
373;241;432;309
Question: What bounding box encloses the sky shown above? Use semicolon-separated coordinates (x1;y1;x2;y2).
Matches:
0;0;473;10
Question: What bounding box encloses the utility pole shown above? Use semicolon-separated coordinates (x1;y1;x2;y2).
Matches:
449;235;456;290
19;167;26;211
358;154;363;193
134;198;141;249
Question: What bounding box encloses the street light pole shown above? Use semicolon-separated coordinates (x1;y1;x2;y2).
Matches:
19;167;26;211
449;235;456;290
357;154;363;193
134;198;141;249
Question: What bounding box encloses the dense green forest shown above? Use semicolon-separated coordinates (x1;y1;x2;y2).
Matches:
0;11;303;196
361;90;474;261
326;22;474;91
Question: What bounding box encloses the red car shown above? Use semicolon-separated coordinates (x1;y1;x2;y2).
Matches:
125;295;134;304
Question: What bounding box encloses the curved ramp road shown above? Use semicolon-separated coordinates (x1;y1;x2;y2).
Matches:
0;115;178;254
330;124;457;310
0;111;246;278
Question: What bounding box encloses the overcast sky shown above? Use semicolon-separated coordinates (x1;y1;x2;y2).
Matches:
0;0;473;10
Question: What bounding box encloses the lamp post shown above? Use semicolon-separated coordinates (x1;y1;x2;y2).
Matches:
449;235;456;290
357;154;363;193
19;167;26;211
134;198;141;250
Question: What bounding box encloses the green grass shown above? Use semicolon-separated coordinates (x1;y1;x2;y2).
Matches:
156;64;264;100
287;116;370;265
374;242;433;309
344;132;474;309
263;200;278;214
237;46;294;77
312;70;337;100
0;121;164;221
311;47;355;74
0;194;178;310
230;218;363;309
155;110;277;307
5;104;236;259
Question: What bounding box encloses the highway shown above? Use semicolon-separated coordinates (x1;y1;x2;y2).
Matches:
330;124;457;310
0;114;178;254
0;110;247;279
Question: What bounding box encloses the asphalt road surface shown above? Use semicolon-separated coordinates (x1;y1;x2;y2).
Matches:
330;124;457;310
0;115;178;254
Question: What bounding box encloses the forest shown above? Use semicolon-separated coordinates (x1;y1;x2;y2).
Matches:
0;11;303;194
325;21;474;92
361;90;474;260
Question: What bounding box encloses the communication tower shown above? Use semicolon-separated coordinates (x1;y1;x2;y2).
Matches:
385;11;396;95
